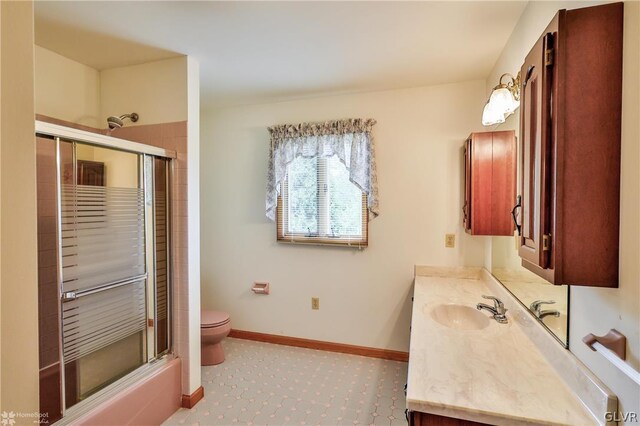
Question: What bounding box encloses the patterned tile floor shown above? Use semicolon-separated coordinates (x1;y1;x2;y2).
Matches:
164;338;409;426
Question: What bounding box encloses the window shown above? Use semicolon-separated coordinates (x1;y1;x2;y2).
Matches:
265;118;378;247
277;155;368;246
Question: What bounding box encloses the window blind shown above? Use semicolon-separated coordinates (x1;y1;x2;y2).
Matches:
278;155;368;246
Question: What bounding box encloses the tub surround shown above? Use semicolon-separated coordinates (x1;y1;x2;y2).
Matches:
407;266;615;425
69;358;181;426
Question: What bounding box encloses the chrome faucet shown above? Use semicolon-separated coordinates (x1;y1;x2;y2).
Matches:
530;300;560;319
476;295;508;323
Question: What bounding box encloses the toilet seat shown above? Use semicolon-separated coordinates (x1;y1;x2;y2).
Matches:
201;310;230;328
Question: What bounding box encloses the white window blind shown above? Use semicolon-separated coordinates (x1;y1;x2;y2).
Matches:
278;155;367;246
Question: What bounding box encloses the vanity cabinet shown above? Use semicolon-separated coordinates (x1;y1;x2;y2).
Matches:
409;411;488;426
517;3;623;287
463;130;516;236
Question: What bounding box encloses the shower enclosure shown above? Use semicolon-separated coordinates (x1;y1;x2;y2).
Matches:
36;122;173;423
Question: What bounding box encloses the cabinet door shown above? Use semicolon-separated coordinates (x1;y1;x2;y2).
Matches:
470;132;493;235
491;131;517;236
410;411;488;426
463;138;471;232
518;33;554;268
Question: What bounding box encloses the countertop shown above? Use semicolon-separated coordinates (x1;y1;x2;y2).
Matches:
406;269;596;425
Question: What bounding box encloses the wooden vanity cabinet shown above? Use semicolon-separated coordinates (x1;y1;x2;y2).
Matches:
409;411;488;426
517;3;623;287
463;130;516;236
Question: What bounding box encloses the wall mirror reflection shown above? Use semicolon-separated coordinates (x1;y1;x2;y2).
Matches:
488;113;569;347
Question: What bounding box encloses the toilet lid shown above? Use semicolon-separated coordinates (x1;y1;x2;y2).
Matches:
201;310;230;327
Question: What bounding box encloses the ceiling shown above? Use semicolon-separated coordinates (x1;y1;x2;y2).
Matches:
35;1;528;108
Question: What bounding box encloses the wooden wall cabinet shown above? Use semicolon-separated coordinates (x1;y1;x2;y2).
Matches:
517;3;623;287
463;130;516;236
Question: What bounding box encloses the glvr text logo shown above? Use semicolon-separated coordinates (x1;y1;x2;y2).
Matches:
606;411;639;423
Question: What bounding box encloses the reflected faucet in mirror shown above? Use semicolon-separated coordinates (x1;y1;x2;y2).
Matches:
530;300;561;319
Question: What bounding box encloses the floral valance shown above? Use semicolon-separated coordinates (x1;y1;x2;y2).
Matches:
265;118;379;222
268;118;377;139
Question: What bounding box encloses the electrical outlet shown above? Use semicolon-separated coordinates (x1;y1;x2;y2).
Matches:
311;297;320;310
445;234;456;248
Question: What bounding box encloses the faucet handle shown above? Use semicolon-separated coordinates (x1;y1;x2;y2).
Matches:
481;295;505;312
530;300;556;311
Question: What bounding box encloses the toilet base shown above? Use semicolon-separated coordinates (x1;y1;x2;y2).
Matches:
201;341;225;365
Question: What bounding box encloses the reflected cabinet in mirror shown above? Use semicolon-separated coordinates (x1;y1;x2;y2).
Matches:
463;122;569;344
463;121;570;344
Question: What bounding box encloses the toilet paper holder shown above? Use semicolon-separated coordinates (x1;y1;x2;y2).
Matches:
251;282;269;295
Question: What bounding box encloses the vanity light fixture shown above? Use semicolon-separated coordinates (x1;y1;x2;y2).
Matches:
482;72;521;126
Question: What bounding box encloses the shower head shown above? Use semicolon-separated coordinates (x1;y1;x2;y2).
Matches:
107;113;139;130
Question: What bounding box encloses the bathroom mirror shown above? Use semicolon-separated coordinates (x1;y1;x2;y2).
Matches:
488;113;569;347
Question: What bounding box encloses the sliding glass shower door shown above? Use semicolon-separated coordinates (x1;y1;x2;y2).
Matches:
60;143;147;406
36;135;172;421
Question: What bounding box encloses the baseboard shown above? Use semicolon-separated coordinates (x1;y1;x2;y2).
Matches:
228;329;409;362
181;386;204;409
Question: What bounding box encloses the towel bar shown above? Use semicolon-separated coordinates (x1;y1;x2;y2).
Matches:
583;329;640;386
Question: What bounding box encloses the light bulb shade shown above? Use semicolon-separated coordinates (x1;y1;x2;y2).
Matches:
482;101;506;126
481;71;521;126
489;87;520;115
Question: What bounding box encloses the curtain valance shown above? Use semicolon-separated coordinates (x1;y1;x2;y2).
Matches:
268;118;377;139
265;118;379;222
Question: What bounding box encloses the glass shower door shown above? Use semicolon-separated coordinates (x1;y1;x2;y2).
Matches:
37;128;173;422
60;143;147;406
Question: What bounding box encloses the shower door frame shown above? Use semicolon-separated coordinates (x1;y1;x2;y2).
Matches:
36;120;177;419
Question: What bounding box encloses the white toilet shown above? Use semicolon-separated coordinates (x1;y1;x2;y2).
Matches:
200;311;231;365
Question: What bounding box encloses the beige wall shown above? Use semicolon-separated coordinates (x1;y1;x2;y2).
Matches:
186;57;201;395
34;47;188;129
200;80;488;351
486;1;640;420
1;0;3;407
1;0;40;419
100;57;188;127
1;1;3;407
35;46;101;128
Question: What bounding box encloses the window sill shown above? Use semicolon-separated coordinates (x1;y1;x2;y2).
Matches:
276;236;368;249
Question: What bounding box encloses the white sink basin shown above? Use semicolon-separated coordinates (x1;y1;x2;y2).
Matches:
428;304;491;330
